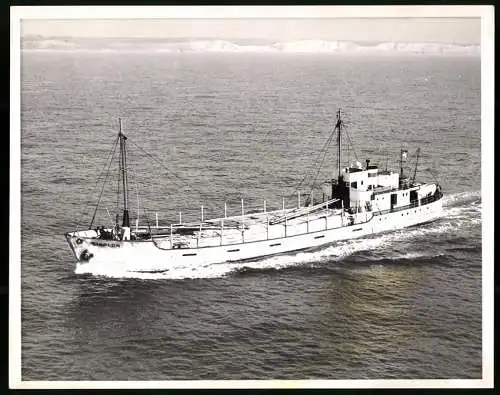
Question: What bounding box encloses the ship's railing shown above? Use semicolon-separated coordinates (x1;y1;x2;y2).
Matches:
142;186;445;248
139;190;338;235
372;183;426;196
268;198;340;225
150;205;351;250
150;192;444;249
371;181;439;197
420;191;443;205
373;191;443;216
372;186;398;196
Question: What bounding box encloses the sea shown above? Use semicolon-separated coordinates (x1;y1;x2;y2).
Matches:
20;49;482;381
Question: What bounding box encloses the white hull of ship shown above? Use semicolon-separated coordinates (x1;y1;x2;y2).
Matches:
66;198;443;271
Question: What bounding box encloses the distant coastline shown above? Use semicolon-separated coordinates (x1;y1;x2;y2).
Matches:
20;36;480;55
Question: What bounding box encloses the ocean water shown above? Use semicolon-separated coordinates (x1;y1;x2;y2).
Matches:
20;51;481;380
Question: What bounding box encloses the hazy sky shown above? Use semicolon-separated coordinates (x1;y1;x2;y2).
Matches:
21;18;480;44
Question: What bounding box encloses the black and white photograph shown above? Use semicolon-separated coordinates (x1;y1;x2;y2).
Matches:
10;5;494;389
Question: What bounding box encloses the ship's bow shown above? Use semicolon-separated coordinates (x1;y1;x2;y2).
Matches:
65;230;97;263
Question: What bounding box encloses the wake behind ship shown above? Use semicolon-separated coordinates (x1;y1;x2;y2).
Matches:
65;109;444;271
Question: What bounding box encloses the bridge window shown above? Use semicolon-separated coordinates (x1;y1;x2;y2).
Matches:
351;182;357;189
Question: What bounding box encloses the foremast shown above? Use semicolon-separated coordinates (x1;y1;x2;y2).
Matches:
118;118;131;240
118;118;130;227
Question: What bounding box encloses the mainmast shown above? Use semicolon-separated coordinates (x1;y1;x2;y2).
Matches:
330;108;346;209
336;108;342;181
118;118;130;228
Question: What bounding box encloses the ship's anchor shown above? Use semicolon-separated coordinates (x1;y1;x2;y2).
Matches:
79;249;94;262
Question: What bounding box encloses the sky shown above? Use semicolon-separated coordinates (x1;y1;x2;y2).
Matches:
21;18;481;44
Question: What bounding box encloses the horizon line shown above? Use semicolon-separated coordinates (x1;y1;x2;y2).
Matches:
21;35;480;46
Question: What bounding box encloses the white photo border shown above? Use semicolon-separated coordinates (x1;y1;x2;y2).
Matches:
9;5;494;389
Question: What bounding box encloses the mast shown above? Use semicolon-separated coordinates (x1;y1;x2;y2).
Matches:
412;147;421;184
118;118;130;227
336;108;342;181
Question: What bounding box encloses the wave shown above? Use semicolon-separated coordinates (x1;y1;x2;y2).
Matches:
22;37;480;55
442;190;481;207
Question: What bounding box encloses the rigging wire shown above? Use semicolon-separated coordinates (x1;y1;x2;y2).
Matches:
76;136;120;231
297;113;360;195
88;139;120;229
105;208;113;224
125;149;156;233
89;114;420;228
142;205;152;237
114;146;155;233
426;168;440;184
309;132;336;190
127;139;221;214
127;157;141;227
343;125;359;163
295;127;337;191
